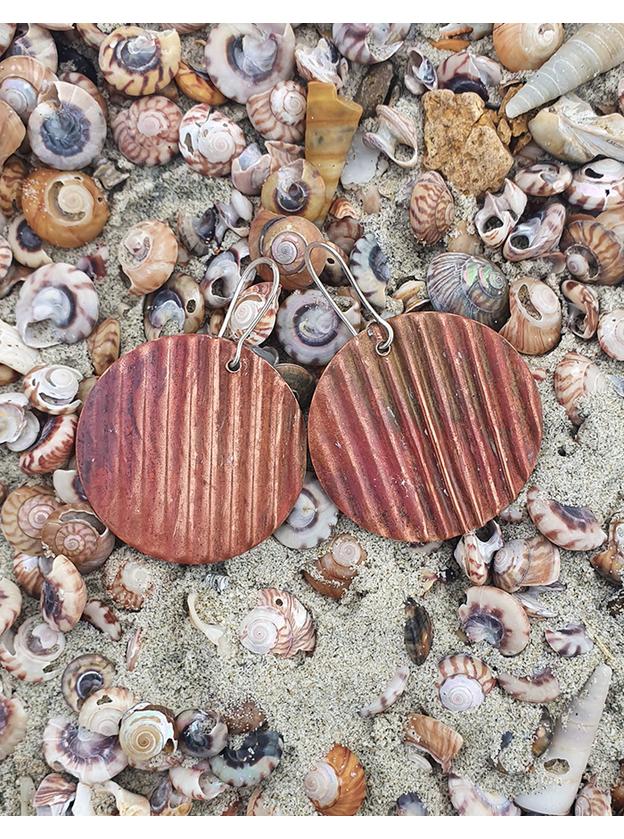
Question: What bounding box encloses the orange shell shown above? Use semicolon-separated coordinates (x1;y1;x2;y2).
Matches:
404;714;463;772
0;99;25;168
175;60;226;104
0;155;27;217
309;744;366;816
248;208;325;290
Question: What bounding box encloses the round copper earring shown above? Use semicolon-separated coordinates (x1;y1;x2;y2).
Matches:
304;243;543;543
76;258;306;564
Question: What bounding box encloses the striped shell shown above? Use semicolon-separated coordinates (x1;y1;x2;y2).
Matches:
178;106;246;177
404;714;463;772
87;318;120;375
545;622;594;657
566;159;624;211
499;278;561;355
103;557;154;611
409;171;455;245
23;364;82;414
40;553;87;633
41;502;115;573
239;588;315;658
561;279;599;340
554;351;608;426
459;586;530;656
598;308;624;360
20;414;77;475
514;161;572;197
0;577;21;636
359;666;409;717
118;220;178;296
426;253;509;330
497;667;560;703
119;703;177;762
273;473;339;549
563;219;624;285
303;534;366;599
0;154;27;216
576;775;612;816
436;654;495;712
0;615;65;682
0;693;27;759
226;282;279;346
492;534;560;592
590;516;624;585
527;485;607;551
454;520;503;585
304;744;366;816
247;80;306;143
1;485;60;552
111;95;182;166
99;26;181;97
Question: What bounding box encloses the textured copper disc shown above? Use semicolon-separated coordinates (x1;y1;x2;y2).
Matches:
308;312;542;542
76;335;306;564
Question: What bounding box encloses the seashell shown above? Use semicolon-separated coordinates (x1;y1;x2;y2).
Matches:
513;161;573;198
111;95;182;167
249;209;325;290
177;208;216;256
119;702;178;762
33;773;76;816
76;242;109;283
118;220;178;295
6;24;57;73
514;581;566;619
0;24;16;58
554;351;609;425
499;277;562;355
575;775;612;816
527;485;607;551
409;171;454;246
13;551;46;598
363;105;418;169
0;319;41;376
0;99;25;168
0;577;21;636
103;556;154;611
20;413;77;474
261;160;325;222
41;502;114;573
61;653;115;712
199;241;249;308
22;364;82;415
246;788;279;816
305;81;363;219
474;179;527;248
502;204;566;261
448;773;521;816
437;51;503;100
188;594;231;657
214;190;253;245
0;366;20;386
396;791;428;816
561;279;599;340
81;599;121;641
239;587;315;658
0;55;57;122
0;155;27;217
43;717;129;783
204;24;295;105
493;23;563;72
126;626;143;672
221;698;267;736
0;392;37;452
231;143;272;196
303;533;366;599
516;664;612;815
492;534;560;592
273;472;339;550
86;318;120;376
332;23;410;64
53;465;87;505
266;139;305;171
6;215;51;269
169;761;225;801
175;59;226;106
506;25;624;119
28;81;106;171
349;232;389;310
304;743;366;816
324;218;363;258
0;614;65;681
545;622;594;657
247;80;306;143
598;308;624;360
1;484;59;552
225;281;279;347
392;280;429;313
99;26;180;96
405;47;437;96
359;665;410;717
21;168;109;248
459;586;531;656
144;273;204;341
295;37;347;89
563;218;624;285
149;776;193;816
404;599;433;665
436;653;495;713
176;709;228;758
404;714;463;773
498;666;560;703
40;553;87;633
178;106;245;177
426;253;509;330
209;729;284;788
566;158;624;211
58;71;107;121
590;516;624;585
90;780;151;817
454;520;503;586
275;363;316;409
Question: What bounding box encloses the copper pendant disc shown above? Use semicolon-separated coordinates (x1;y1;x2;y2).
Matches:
308;312;542;542
76;335;306;564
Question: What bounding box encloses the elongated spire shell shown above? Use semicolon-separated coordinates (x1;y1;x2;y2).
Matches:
506;24;624;118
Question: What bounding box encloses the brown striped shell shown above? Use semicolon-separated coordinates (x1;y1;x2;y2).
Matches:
575;775;612;816
0;55;57;121
175;60;226;105
454;520;503;585
404;599;433;665
499;277;561;355
6;24;57;73
33;772;77;815
561;279;599;340
562;219;624;285
303;534;367;599
554;351;608;426
103;556;154;611
404;714;463;772
304;744;366;816
247;80;306;143
526;485;607;551
566;159;624;212
513;161;572;197
13;551;47;598
87;318;120;375
492;534;560;592
118;220;178;296
502;204;566;262
99;27;181;97
81;599;121;641
545;622;594;657
226;282;279;347
497;667;560;703
436;654;495;713
459;586;530;656
475;179;526;249
590;516;624;585
0;155;27;217
409;171;455;245
239;588;315;658
20;414;77;474
178;106;246;177
23;364;83;414
111;95;182;166
40;553;87;632
0;233;12;281
1;485;60;552
41;502;115;574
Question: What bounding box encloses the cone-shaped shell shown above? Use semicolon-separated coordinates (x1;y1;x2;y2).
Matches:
404;714;463;772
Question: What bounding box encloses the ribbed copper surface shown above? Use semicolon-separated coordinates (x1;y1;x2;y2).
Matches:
308;312;542;542
76;335;306;564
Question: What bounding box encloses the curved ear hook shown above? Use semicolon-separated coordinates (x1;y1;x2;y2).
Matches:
304;241;394;355
218;257;281;372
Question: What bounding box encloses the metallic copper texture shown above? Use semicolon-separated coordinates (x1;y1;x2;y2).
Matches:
76;334;306;564
308;312;542;542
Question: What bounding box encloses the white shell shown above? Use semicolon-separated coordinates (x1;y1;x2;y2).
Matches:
359;665;409;717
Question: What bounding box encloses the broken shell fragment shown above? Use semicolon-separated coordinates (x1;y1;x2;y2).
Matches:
396;791;428;816
33;773;76;816
454;520;503;586
502;204;566;262
273;473;338;549
303;534;366;599
78;687;138;736
554;351;609;426
176;709;227;758
103;557;153;610
87;318;120;375
23;364;82;415
359;665;409;717
448;773;521;816
513;161;572;197
169;760;225;801
598;308;624;360
590;516;624;585
499;277;561;356
492;534;560;592
575;775;612;816
363;104;418;169
436;653;495;713
404;599;433;665
0;577;21;636
295;37;347;89
545;623;594;657
209;730;284;788
497;667;560;703
527;485;607;551
561;279;599;340
40;553;87;633
43;717;129;783
304;743;366;816
566;158;624;211
80;599;121;641
404;714;463;773
332;23;409;64
19;413;77;475
0;614;65;682
458;586;530;656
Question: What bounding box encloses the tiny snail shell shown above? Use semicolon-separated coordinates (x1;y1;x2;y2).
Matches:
7;25;58;73
448;773;521;816
28;81;106;171
562;219;624;285
492;24;563;71
499;277;562;355
492;534;560;592
459;586;530;656
304;743;366;816
294;37;348;89
436;653;495;713
87;318;120;375
396;791;428;816
598;308;624;360
575;775;612;816
363;104;418;169
13;551;46;598
178;105;246;177
6;215;52;269
0;691;27;760
239;588;315;658
474;179;527;248
0;577;21;636
273;473;339;549
103;556;154;610
332;23;410;64
0;154;27;217
545;622;594;657
261;159;326;222
41;502;115;573
249;209;325;290
200;244;249;309
426;253;509;330
454;520;503;586
33;773;76;816
405;47;437;96
393;279;429;313
502;204;566;261
20;414;77;475
225;281;279;347
99;26;181;96
275;363;316;409
0;55;57;121
498;667;560;703
61;653;116;712
303;534;366;599
177;208;216;256
554;351;609;426
118;220;178;296
144;273;204;341
23;364;82;414
350;232;390;310
119;702;178;762
231;143;272;196
42;717;129;783
247;80;307;143
175;59;226;105
175;709;228;758
513;161;573;197
275;288;358;366
80;598;121;641
590;516;624;585
21;168;109;248
359;665;410;717
0;484;59;552
566;159;624;212
404;599;433;665
404;714;463;773
527;485;607;551
208;730;284;788
111;95;182;166
221;698;267;736
561;279;599;340
409;171;455;245
0;614;65;682
40;553;87;633
0;99;25;168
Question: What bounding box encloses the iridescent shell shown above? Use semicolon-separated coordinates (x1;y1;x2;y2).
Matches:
0;98;25;167
436;653;495;713
561;279;599;340
566;159;624;211
87;318;120;375
295;37;347;89
111;95;182;166
410;172;454;246
459;586;530;656
426;253;509;330
499;277;561;355
598;308;624;360
502;204;566;261
492;534;560;592
554;351;609;426
590;516;624;585
119;702;178;762
0;55;57;121
404;599;433;665
513;161;573;196
41;502;115;573
176;709;227;759
350;233;389;310
249;209;325;290
103;556;154;611
545;622;594;657
497;667;560;703
404;714;463;773
493;23;563;71
454;520;503;585
231;143;272;196
332;23;410;64
304;743;366;816
0;614;65;681
1;484;59;552
261;160;326;222
99;26;181;96
562;219;624;285
118;220;178;295
208;730;284;788
40;553;87;632
359;665;409;717
178;106;245;177
247;80;306;143
363;104;418;169
144;274;204;341
61;653;115;712
527;485;607;551
23;364;82;414
226;282;279;347
0;154;27;217
303;534;366;599
448;773;521;815
0;691;27;760
20;414;77;475
575;775;612;816
239;588;315;658
43;717;128;783
275;288;358;366
474;179;527;248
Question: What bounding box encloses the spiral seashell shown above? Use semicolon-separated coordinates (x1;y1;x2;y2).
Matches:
303;534;366;599
349;232;389;310
0;690;27;760
41;502;115;573
554;351;609;426
527;485;607;552
266;139;304;171
474;179;527;248
332;23;410;64
359;665;410;717
590;516;624;585
561;279;599;340
0;55;57;121
324;215;363;258
0;155;27;217
304;743;366;816
177;208;216;257
437;51;502;99
576;775;612;816
0;99;26;168
81;598;121;641
111;95;182;166
149;775;193;816
209;729;284;788
118;220;178;296
1;484;59;552
144;273;204;341
249;209;325;290
43;717;129;783
426;253;509;330
200;241;250;308
247;80;306;143
119;702;178;762
275;363;316;409
231;143;272;196
0;24;16;58
169;761;225;801
454;520;503;585
7;24;57;72
13;551;46;598
295;37;347;89
61;653;115;712
448;773;521;816
40;553;87;633
436;653;495;713
6;215;52;269
404;714;463;773
225;281;279;347
86;318;120;376
409;171;454;246
459;586;531;656
565;159;624;212
175;59;226;105
493;23;563;72
502;203;566;261
0;577;21;636
21;168;109;248
513;161;573;197
204;24;295;104
492;534;560;592
598;308;624;360
22;364;82;414
103;556;154;611
545;622;594;657
239;588;315;658
274;472;339;549
176;709;228;758
499;277;562;355
58;71;108;122
19;413;77;475
0;613;65;681
214;190;253;245
363;104;418;169
261;160;326;222
506;24;624;119
99;26;180;96
178;106;245;177
33;773;77;816
405;47;437;96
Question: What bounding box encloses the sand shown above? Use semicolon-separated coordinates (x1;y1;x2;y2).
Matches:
1;22;624;816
